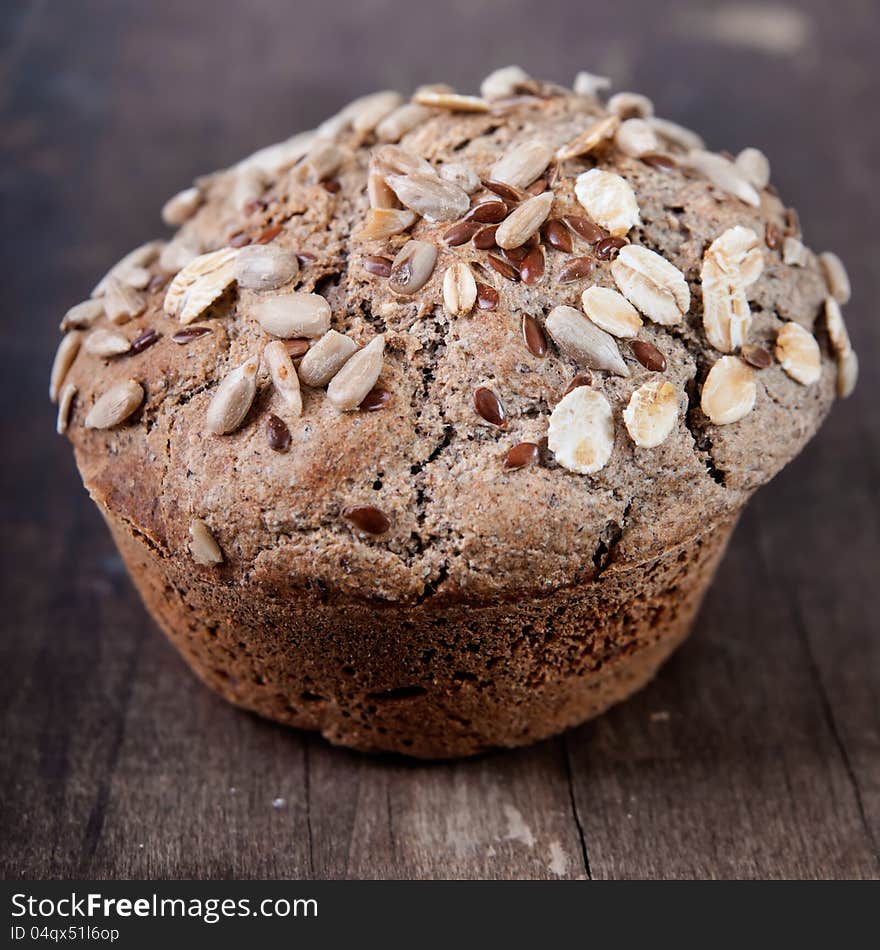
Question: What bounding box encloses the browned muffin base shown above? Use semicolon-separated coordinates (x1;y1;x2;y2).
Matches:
105;510;736;758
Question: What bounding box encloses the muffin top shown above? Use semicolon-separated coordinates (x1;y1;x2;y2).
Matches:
51;68;857;604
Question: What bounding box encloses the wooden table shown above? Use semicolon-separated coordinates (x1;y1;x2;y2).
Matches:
2;0;877;879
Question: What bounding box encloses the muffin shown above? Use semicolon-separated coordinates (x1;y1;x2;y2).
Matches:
50;67;857;757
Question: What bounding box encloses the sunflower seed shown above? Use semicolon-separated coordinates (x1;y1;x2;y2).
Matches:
342;505;391;535
557;257;594;283
158;235;201;273
701;356;756;425
700;226;762;352
84;327;131;357
327;335;385;411
574;168;640;237
189;519;223;565
206;356;259;434
823;297;853;365
304;140;345;182
555;114;620;162
477;283;499;310
573;71;611;96
439;162;481;194
372;144;435;178
161;186;202;226
358;208;417;240
646;117;705;151
297;330;359;387
546;305;629;376
49;331;83;403
481;65;532;100
56;382;76;434
443;262;477;316
611;245;689;326
607;92;654;119
104;276;146;325
685;149;760;207
548;386;614;474
581;285;642;338
92;240;164;297
630;340;667;372
735;147;770;190
228;231;250;248
386;173;470;221
614;118;659;157
412;89;489;112
775;322;821;385
519;246;545;285
233;244;299;291
522;313;547;356
350;90;404;136
490;140;553;189
250;292;331;339
623;378;678;448
818;251;851;305
262;340;303;414
495;192;553;249
376;102;435;143
61;299;104;332
389;240;437;294
473;386;506;427
164;248;239;324
233;165;268;212
84;379;144;429
503;441;540;470
782;236;809;266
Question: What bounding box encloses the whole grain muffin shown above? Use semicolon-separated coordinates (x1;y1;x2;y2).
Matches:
50;67;858;757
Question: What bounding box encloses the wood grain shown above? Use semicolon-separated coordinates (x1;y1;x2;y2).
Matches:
1;0;877;880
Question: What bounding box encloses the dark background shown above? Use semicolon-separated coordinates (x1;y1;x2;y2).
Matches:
1;0;878;879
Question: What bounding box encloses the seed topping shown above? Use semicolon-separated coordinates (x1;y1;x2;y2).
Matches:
574;169;640;237
327;336;385;411
443;262;477;316
630;340;667;372
623;378;678;448
343;505;391;535
546;305;629;377
701;356;756;425
84;379;144;429
548;386;615;474
611;245;689;326
581;285;642;338
495;192;554;249
265;413;291;452
473;386;506;427
503;442;540;471
189;519;223;565
206;356;259;435
389;240;438;295
775;322;821;386
263;340;303;415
